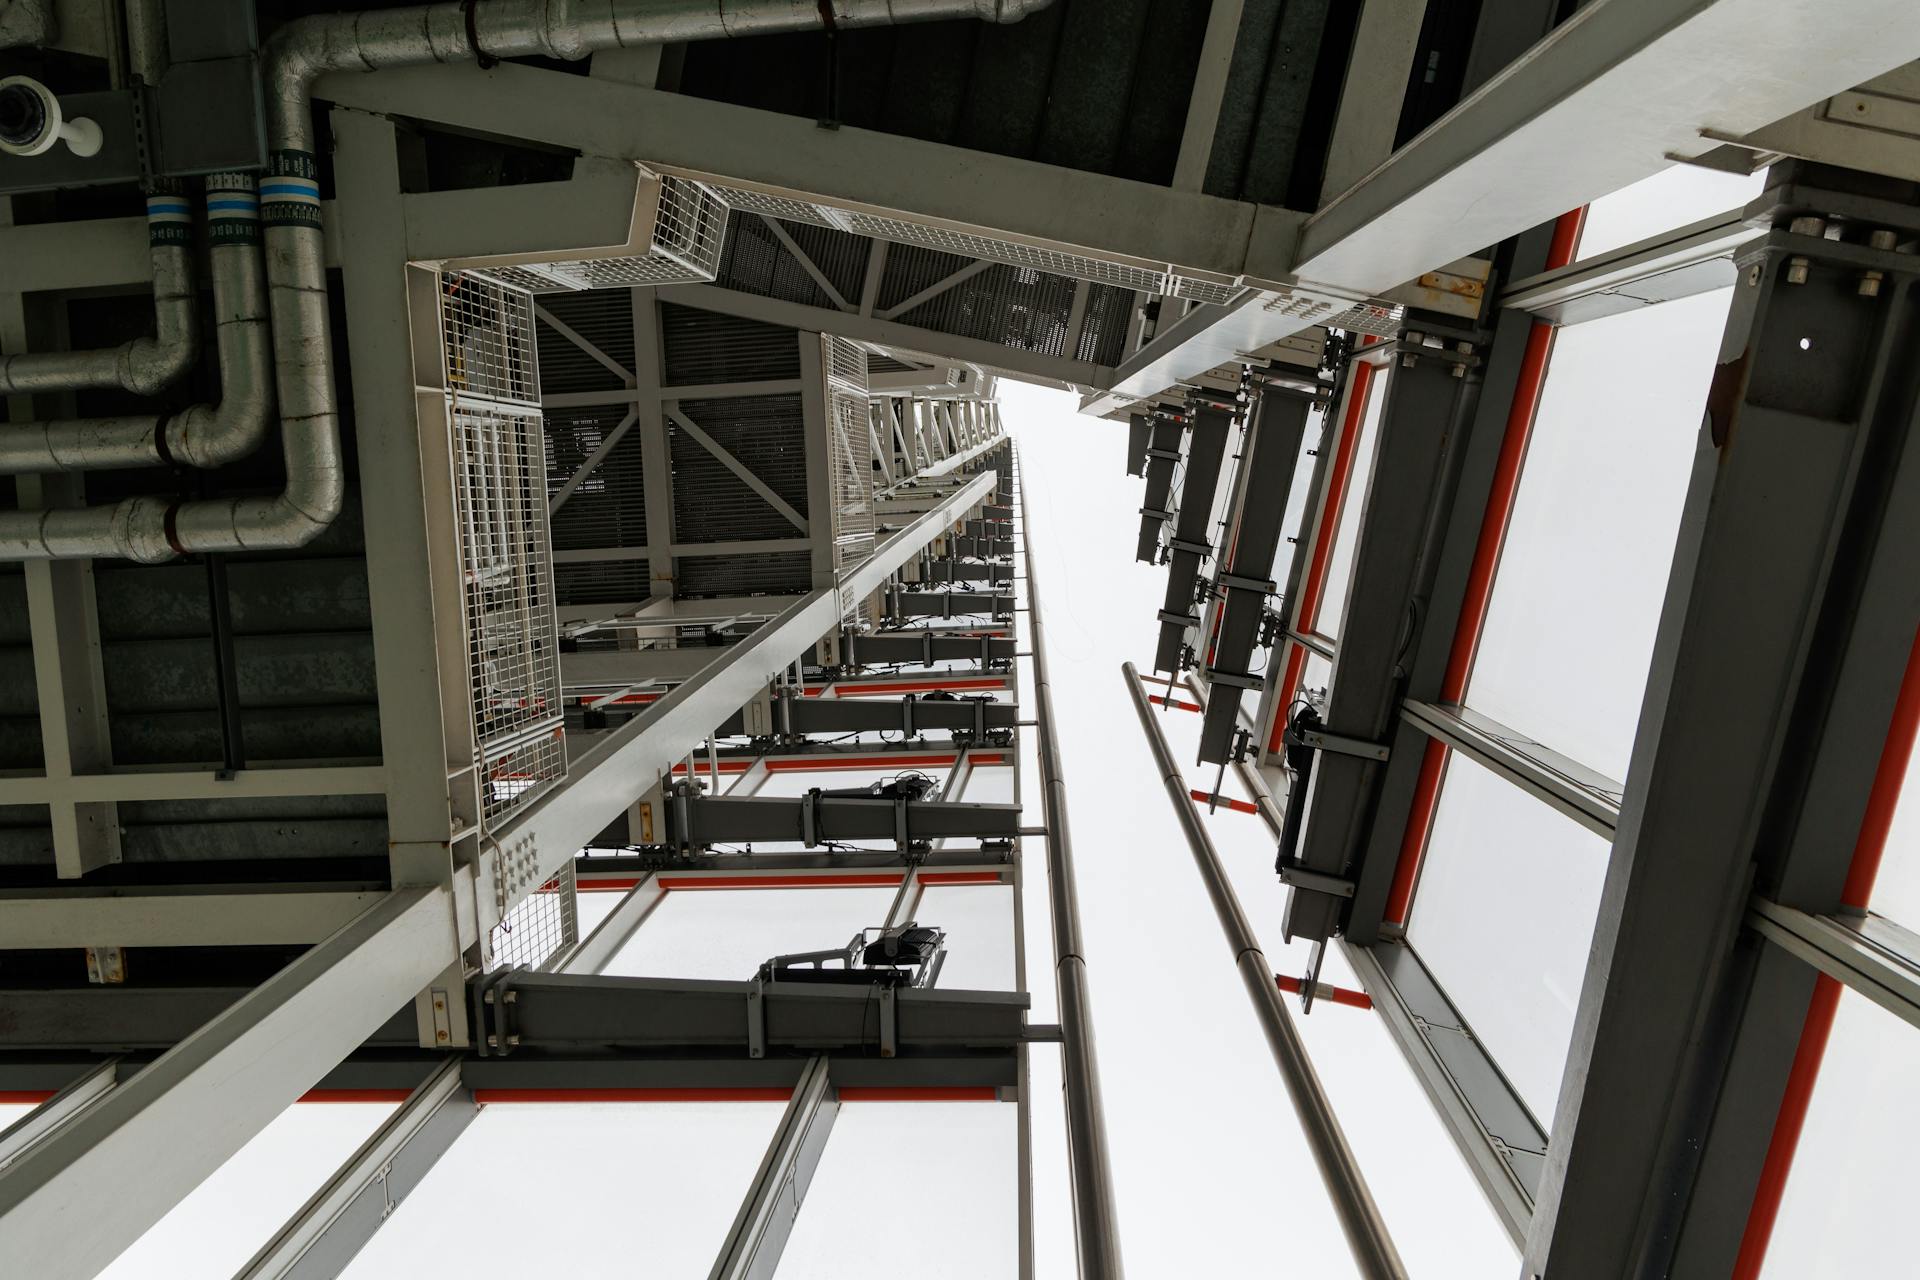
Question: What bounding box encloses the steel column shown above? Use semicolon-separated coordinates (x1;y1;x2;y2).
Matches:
1123;662;1407;1279
1021;458;1124;1280
707;1056;839;1280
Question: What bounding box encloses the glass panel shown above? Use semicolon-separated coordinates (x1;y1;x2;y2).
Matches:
1576;164;1768;261
603;885;897;981
1314;370;1391;642
780;1101;1017;1278
1760;987;1920;1277
1467;286;1736;781
95;1102;394;1278
572;884;625;941
1866;718;1920;925
344;1101;786;1277
1408;752;1612;1124
917;884;1016;989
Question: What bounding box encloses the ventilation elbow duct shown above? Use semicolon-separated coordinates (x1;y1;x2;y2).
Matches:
0;175;272;477
0;186;197;397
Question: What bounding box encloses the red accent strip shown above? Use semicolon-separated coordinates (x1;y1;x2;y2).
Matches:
1379;205;1586;923
475;1087;794;1104
1732;974;1842;1278
1275;974;1375;1010
837;1086;999;1102
918;871;1006;885
576;876;646;891
298;1089;414;1104
1735;623;1920;1276
0;1090;55;1105
1189;788;1260;815
1149;695;1203;713
661;873;908;890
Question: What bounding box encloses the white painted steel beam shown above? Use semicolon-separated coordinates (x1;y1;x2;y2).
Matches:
708;1056;839;1280
0;888;454;1280
1296;0;1920;291
496;471;997;900
0;1061;116;1173
0;887;387;949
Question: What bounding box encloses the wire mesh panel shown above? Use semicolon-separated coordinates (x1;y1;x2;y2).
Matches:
449;399;566;824
822;335;875;567
487;858;579;970
463;176;728;294
442;275;539;405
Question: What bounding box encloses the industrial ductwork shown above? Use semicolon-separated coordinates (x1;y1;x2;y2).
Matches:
0;0;1053;562
0;185;196;398
0;174;270;477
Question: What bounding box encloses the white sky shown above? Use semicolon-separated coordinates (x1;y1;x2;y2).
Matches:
9;164;1915;1278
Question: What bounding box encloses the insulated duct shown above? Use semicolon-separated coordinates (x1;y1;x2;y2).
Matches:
0;185;196;397
0;0;1052;562
0;174;270;476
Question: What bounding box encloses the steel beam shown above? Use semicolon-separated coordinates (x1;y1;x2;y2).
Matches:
1527;182;1920;1278
1152;399;1235;674
1343;941;1541;1246
0;886;387;949
1123;663;1407;1279
1134;411;1186;563
495;471;996;903
1023;471;1125;1279
708;1056;838;1280
0;888;454;1280
1400;701;1623;840
0;1060;116;1173
234;1060;479;1280
662;795;1021;848
1288;341;1481;946
1197;378;1315;762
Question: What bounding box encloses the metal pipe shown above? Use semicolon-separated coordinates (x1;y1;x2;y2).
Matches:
0;188;196;397
1023;456;1124;1279
0;174;272;479
1122;660;1408;1280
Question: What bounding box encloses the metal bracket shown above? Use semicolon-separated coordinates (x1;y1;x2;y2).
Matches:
1298;728;1391;762
1205;668;1263;691
1158;609;1201;628
1216;572;1277;595
1277;863;1357;898
1168;537;1213;556
878;984;897;1058
746;978;767;1059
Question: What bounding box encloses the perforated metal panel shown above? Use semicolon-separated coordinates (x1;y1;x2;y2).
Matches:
488;859;578;970
442;275;539;405
447;384;566;825
464;177;728;295
823;334;875;565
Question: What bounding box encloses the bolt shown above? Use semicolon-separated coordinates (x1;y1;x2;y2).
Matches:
1450;363;1467;378
1746;264;1762;287
1860;271;1884;297
1869;229;1899;251
1786;257;1811;285
1400;353;1416;368
436;1029;450;1043
1789;215;1826;238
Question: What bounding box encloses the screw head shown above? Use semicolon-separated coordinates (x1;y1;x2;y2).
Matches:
1786;257;1811;285
1746;264;1762;286
1859;272;1884;297
1789;215;1826;237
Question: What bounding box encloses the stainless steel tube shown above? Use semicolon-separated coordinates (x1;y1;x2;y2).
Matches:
1023;454;1124;1279
0;188;196;397
1122;661;1409;1280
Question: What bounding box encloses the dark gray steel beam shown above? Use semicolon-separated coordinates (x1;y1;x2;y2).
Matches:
1286;339;1483;946
1125;413;1151;477
577;848;1013;883
1528;171;1920;1279
1153;399;1236;673
712;696;1018;738
841;632;1015;665
891;589;1014;619
664;795;1022;848
1198;377;1316;763
1135;411;1188;563
917;559;1014;586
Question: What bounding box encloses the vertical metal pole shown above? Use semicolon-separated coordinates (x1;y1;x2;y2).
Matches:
1122;661;1407;1280
1021;455;1125;1280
